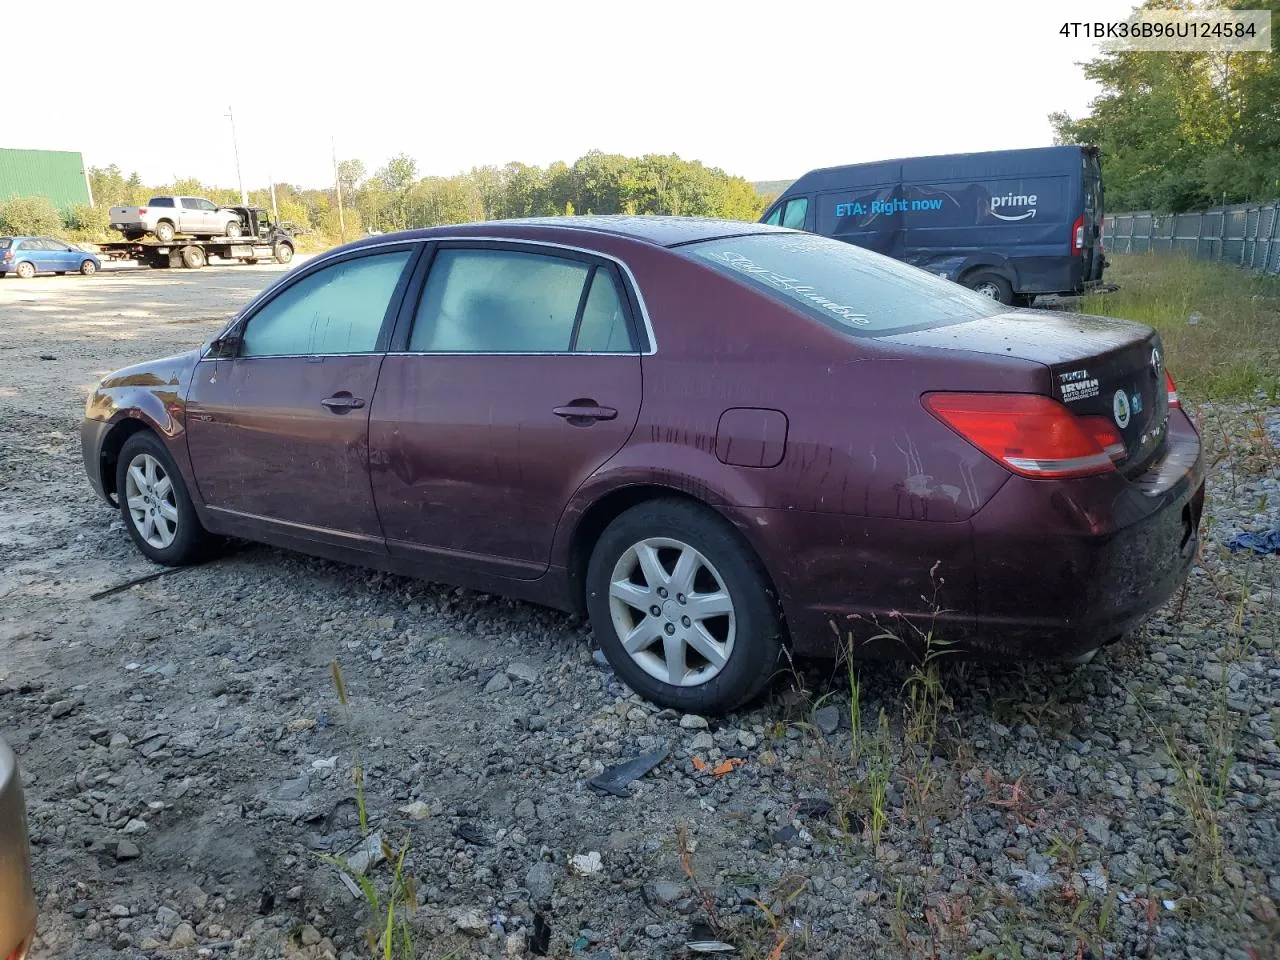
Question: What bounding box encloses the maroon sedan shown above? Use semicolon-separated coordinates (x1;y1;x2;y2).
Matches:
81;217;1204;713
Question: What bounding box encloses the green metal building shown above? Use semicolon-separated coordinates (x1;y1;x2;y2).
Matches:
0;147;92;212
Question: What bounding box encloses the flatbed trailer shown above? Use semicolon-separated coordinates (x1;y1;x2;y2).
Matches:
95;236;294;270
95;205;296;270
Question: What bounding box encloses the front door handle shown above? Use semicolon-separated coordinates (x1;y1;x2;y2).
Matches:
321;392;365;413
553;402;617;423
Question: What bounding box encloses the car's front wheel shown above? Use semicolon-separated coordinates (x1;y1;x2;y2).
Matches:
115;432;216;565
586;499;782;714
225;220;242;239
79;259;97;276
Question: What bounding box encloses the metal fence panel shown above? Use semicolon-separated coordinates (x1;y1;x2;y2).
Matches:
1105;200;1280;275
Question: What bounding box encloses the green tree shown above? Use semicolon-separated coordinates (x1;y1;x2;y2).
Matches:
374;154;418;230
1051;0;1279;210
407;176;485;227
0;196;63;235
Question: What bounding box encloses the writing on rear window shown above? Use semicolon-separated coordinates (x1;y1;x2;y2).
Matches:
704;250;870;327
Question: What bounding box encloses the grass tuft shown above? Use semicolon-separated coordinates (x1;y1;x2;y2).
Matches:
1080;253;1280;401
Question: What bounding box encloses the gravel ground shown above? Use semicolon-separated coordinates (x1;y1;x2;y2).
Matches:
1;266;1277;960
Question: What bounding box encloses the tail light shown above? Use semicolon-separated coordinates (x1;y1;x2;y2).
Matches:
924;392;1123;479
137;208;147;215
1;249;11;262
1071;214;1085;255
1165;369;1180;408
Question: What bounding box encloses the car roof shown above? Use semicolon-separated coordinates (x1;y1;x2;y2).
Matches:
348;215;794;252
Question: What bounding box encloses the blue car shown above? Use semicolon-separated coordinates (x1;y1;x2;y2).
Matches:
0;236;101;278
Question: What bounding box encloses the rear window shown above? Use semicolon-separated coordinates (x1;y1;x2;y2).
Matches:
0;238;9;250
148;197;174;207
681;232;1003;335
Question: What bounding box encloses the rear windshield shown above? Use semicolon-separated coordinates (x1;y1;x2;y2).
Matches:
148;197;175;207
681;231;1004;336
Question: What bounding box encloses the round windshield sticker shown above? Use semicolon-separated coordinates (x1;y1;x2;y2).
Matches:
1113;389;1131;429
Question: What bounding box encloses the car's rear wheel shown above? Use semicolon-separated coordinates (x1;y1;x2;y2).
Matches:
15;261;35;279
80;259;97;276
116;432;216;566
585;499;782;714
154;220;176;243
964;271;1013;304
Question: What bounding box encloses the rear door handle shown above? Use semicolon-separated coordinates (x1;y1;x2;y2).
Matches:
553;403;617;422
321;393;365;412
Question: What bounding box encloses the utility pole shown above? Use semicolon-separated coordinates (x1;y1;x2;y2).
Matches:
332;137;347;243
268;175;279;222
227;106;248;205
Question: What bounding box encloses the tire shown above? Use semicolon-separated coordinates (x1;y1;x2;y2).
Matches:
963;271;1014;304
273;241;293;264
154;220;176;243
15;261;35;280
180;245;206;269
585;498;783;714
225;220;242;239
115;431;216;566
79;259;97;276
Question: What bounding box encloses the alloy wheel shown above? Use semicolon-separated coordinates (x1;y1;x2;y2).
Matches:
124;452;179;549
608;537;736;687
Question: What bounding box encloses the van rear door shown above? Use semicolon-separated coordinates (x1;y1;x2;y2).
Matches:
1081;149;1105;282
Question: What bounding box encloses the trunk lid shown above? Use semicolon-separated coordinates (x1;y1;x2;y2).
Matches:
883;309;1168;470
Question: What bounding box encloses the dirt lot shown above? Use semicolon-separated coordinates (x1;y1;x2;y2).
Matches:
1;264;1278;960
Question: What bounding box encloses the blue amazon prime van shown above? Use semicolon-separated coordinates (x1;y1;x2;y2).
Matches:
761;145;1106;305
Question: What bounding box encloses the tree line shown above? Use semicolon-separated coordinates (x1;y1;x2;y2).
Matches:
0;150;769;247
1050;0;1279;213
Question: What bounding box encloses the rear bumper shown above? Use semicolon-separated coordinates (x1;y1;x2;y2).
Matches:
0;739;37;960
967;409;1204;657
1011;256;1085;296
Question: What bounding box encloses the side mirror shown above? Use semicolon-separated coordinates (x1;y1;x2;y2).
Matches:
207;331;242;359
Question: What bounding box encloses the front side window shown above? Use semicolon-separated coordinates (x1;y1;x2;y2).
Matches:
240;250;412;357
411;248;610;353
682;232;1004;336
781;198;808;230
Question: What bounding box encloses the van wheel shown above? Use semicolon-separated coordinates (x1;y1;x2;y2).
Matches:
964;271;1013;304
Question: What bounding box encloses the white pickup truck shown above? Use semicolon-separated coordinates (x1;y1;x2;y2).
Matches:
108;196;244;242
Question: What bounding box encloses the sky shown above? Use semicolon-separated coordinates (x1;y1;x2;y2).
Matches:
10;0;1140;190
